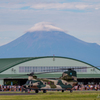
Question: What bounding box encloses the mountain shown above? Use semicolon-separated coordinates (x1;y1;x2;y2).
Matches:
0;22;100;66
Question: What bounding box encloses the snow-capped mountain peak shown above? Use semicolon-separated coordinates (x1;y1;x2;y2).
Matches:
27;22;64;32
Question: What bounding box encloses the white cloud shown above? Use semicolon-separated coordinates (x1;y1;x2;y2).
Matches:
27;22;64;32
95;8;99;10
75;4;89;9
30;3;78;9
30;3;100;10
0;1;100;10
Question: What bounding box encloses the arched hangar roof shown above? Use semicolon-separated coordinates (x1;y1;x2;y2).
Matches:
0;56;98;73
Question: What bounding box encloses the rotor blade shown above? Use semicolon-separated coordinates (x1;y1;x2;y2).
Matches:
34;70;62;75
42;67;94;72
0;66;97;79
59;67;91;70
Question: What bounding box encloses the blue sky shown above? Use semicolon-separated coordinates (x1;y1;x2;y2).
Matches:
0;0;100;46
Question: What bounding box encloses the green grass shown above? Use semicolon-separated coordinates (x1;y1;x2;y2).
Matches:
0;91;100;100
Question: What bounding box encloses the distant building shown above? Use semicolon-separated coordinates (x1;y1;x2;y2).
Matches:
0;56;100;85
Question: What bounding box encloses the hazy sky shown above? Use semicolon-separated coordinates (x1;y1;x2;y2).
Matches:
0;0;100;46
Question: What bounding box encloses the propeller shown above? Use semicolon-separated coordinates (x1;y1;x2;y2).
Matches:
26;66;96;76
59;67;91;70
0;66;98;79
42;67;92;72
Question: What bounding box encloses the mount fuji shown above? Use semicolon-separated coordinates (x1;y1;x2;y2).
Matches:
0;22;100;66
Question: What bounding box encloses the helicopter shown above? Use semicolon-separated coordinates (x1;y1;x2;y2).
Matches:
21;68;78;93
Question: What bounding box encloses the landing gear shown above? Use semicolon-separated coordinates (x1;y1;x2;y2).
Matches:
21;88;23;92
35;90;39;93
25;89;28;93
70;89;73;93
43;89;46;93
62;90;64;92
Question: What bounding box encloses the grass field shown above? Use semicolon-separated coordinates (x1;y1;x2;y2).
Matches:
0;91;100;100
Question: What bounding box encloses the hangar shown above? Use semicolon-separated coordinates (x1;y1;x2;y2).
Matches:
0;56;100;85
